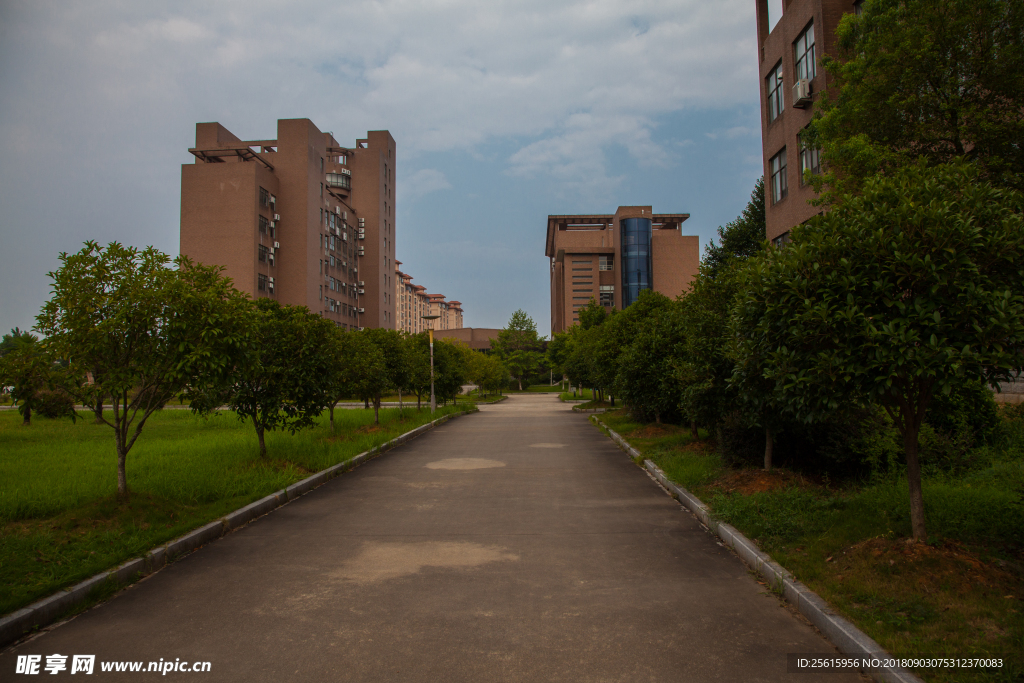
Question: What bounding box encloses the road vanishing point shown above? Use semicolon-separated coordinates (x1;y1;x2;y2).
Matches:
2;394;864;682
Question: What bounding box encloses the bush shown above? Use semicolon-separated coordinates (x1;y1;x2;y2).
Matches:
926;378;1000;444
33;389;77;420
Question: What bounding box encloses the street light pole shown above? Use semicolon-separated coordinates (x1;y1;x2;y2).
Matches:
421;314;441;415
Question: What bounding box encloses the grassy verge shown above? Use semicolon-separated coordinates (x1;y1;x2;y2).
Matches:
594;410;1023;683
0;403;469;616
560;388;595;402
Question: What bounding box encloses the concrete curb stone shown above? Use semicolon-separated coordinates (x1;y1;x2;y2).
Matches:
590;416;923;683
0;409;474;647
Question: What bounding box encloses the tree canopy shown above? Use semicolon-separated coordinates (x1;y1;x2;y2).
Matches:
730;161;1024;539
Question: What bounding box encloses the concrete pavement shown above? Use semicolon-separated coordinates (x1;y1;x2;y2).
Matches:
2;394;862;682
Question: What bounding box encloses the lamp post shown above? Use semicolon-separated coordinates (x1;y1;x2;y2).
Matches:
421;314;441;414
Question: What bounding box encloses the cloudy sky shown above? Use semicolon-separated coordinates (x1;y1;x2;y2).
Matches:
0;0;777;337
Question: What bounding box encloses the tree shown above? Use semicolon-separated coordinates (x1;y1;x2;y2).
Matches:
37;242;249;498
730;162;1024;540
812;0;1024;199
0;331;55;425
362;328;408;422
338;330;389;422
701;178;766;280
225;299;335;457
616;305;687;423
677;177;767;444
432;339;468;405
492;309;544;390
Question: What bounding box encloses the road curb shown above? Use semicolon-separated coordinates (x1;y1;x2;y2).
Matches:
591;416;923;683
0;409;475;647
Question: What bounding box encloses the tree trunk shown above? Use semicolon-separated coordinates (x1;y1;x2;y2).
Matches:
417;393;422;410
764;427;774;471
904;425;927;541
117;444;128;499
373;399;380;425
518;376;523;391
691;421;699;440
21;403;30;425
364;397;369;409
399;388;403;417
329;404;335;431
94;397;104;424
655;412;661;424
253;416;267;458
611;395;615;407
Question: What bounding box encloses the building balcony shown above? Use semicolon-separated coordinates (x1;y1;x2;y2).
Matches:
326;171;351;190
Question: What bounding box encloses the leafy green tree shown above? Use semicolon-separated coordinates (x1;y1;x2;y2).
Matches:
812;0;1024;199
701;178;766;279
677;177;767;442
0;331;55;425
730;162;1024;540
339;330;389;423
363;328;409;420
474;353;508;396
545;327;577;386
226;299;335;456
577;299;607;330
37;242;250;498
433;339;468;405
492;309;545;390
616;305;687;423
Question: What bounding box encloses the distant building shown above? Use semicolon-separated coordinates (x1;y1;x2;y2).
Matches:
394;260;463;334
179;119;397;329
755;0;863;243
434;328;501;351
545;206;699;334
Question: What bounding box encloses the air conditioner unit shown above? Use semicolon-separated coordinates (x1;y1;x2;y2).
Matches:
357;234;365;240
342;233;348;241
357;227;365;233
269;195;276;204
269;221;276;229
342;211;347;219
358;327;364;331
357;288;365;295
357;248;365;256
341;168;351;176
268;255;274;265
274;242;280;249
358;218;365;226
793;79;812;108
269;277;275;283
274;214;281;221
358;280;365;286
357;308;365;314
335;206;340;214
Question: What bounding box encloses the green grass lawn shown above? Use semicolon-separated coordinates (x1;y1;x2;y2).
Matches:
0;403;469;616
560;388;595;402
594;410;1024;683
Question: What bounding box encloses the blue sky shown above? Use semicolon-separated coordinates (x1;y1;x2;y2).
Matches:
0;0;766;338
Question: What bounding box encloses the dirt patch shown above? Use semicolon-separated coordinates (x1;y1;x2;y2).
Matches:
629;425;669;439
840;537;1015;592
711;468;812;495
355;424;383;435
679;440;715;454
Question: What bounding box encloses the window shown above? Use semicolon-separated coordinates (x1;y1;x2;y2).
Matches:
770;148;788;204
258;274;267;291
259;187;269;207
258;245;268;263
794;22;816;81
572;288;592;293
766;61;784;122
600;285;614;306
773;232;792;247
259;216;269;234
799;133;821;182
854;0;864;15
572;259;592;264
599;255;613;271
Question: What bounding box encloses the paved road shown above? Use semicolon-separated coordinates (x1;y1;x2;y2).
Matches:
2;394;861;682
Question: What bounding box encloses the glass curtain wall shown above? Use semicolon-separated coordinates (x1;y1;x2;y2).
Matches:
620;217;652;308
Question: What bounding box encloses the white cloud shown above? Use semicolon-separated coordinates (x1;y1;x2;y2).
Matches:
403;168;452;200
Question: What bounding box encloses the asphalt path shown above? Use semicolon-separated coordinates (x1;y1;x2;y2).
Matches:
2;394;863;682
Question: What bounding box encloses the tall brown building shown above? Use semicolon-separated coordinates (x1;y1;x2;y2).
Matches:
180;119;396;329
755;0;862;243
545;206;699;334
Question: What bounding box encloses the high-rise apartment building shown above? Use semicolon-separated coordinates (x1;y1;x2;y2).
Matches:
180;119;397;329
546;206;699;334
756;0;862;243
394;261;464;334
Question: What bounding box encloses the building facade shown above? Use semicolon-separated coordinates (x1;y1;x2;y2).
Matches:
180;119;396;329
394;261;464;334
756;0;862;243
545;206;699;334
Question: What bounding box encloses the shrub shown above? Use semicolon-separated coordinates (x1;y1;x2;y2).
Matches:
33;389;76;420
